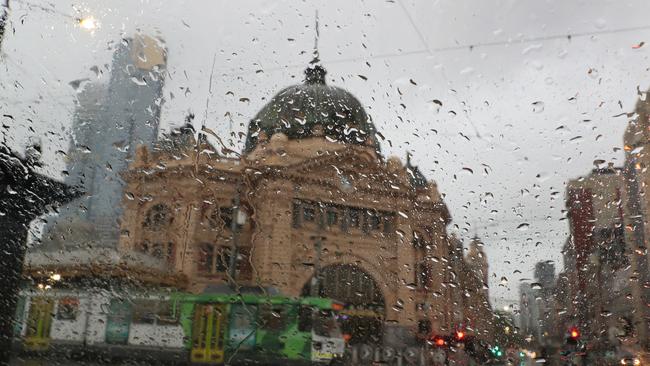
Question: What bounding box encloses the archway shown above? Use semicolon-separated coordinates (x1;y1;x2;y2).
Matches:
302;264;385;345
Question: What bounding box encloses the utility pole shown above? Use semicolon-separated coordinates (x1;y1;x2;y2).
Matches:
227;181;242;288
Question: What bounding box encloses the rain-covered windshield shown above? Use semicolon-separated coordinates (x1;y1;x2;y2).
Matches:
3;1;650;365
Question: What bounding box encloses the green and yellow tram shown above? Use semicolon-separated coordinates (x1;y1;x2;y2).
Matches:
14;290;346;365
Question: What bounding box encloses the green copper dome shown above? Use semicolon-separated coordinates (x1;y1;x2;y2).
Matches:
244;65;379;153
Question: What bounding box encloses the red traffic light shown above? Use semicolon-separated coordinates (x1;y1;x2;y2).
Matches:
432;336;446;347
455;331;465;340
569;327;580;339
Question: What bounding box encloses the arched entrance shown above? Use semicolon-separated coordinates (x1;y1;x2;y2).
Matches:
302;264;385;345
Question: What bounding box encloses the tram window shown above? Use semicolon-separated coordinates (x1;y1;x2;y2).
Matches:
56;297;79;321
259;305;286;331
314;310;341;338
132;299;157;324
298;305;313;332
156;301;179;325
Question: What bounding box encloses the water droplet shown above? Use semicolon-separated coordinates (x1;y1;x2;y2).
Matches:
130;76;147;86
532;101;545;113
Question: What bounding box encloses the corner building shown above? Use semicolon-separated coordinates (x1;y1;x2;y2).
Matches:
119;64;452;347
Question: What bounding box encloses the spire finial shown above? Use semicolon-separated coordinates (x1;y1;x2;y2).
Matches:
304;11;326;84
311;10;320;65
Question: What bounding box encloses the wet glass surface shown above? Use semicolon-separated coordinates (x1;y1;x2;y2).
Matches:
2;1;650;365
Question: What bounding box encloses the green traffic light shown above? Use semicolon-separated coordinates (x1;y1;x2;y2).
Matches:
491;345;502;358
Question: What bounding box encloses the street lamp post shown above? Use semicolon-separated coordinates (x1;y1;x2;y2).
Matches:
310;234;326;298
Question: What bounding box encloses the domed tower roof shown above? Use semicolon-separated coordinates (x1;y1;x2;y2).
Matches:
243;64;380;154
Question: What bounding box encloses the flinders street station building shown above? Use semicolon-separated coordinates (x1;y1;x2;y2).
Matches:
22;63;493;349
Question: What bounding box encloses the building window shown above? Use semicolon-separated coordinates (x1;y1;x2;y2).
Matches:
418;319;432;335
416;262;431;288
292;200;302;228
348;208;360;229
367;210;381;231
198;243;231;274
383;214;395;234
303;204;316;222
56;297;79;321
143;204;172;231
412;231;426;249
137;241;174;263
198;243;252;279
219;206;233;229
326;209;338;227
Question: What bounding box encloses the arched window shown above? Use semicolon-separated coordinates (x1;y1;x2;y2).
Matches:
198;243;231;274
415;261;431;289
143;204;172;231
412;231;426;249
136;240;174;264
207;206;240;230
197;243;251;278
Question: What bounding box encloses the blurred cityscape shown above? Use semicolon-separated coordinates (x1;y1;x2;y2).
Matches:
1;13;650;366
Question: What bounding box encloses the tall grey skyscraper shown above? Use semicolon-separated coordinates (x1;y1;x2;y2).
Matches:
41;34;166;249
534;261;555;288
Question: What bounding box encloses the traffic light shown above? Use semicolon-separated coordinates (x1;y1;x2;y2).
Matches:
566;327;580;345
491;345;503;358
455;330;465;341
432;335;446;347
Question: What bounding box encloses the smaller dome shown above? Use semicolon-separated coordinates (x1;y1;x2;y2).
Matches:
244;64;380;153
270;132;289;143
386;156;402;172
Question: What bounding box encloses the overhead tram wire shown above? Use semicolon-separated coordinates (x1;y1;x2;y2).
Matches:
9;0;77;21
221;23;650;79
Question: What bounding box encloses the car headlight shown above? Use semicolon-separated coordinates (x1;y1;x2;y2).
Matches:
634;358;641;365
621;359;626;365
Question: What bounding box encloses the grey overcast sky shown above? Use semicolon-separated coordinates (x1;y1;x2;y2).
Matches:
2;0;650;308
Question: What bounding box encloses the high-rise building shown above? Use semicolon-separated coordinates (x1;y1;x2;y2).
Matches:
566;167;630;344
623;90;650;349
519;262;557;346
518;282;539;339
534;261;554;288
40;34;166;249
445;235;494;342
